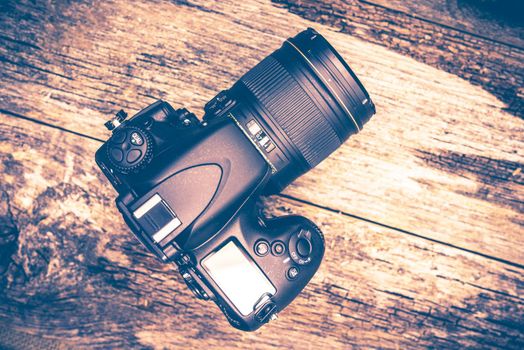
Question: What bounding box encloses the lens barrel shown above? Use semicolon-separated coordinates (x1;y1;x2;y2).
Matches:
233;28;375;191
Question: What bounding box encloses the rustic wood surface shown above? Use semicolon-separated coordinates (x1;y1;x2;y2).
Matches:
1;0;523;263
363;0;524;48
274;0;524;118
0;0;523;349
1;115;523;349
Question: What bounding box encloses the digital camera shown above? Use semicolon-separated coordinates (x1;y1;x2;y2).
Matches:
95;28;375;331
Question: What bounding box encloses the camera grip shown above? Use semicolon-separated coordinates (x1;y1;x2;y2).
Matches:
184;199;326;331
234;200;326;322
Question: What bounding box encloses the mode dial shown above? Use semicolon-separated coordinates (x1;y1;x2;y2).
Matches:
106;126;153;173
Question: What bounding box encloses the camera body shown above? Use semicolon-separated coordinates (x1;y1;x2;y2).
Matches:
95;28;375;331
96;99;324;331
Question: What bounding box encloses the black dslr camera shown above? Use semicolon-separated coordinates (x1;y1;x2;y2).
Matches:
95;28;375;331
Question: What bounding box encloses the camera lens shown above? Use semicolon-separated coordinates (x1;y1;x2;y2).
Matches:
230;28;375;192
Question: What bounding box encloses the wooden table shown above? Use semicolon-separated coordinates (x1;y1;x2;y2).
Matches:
0;0;522;348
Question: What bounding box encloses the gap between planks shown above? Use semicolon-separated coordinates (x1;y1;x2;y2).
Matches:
1;108;523;271
359;0;523;50
0;0;522;265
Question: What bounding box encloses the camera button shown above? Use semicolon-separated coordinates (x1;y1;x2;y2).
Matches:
296;238;312;258
126;149;142;164
254;240;270;256
264;142;276;153
287;266;299;280
110;148;124;162
111;130;127;144
271;241;286;256
130;131;144;146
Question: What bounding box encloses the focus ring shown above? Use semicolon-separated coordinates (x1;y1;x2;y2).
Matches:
241;56;341;168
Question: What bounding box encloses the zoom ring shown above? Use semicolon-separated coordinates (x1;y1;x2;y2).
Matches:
241;55;341;168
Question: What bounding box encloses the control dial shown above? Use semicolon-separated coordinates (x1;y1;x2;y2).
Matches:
106;126;153;173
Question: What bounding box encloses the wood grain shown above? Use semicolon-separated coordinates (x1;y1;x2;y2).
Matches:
0;0;522;264
1;113;523;349
366;0;524;48
273;0;524;118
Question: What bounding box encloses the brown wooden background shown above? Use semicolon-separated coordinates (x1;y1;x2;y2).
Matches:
0;0;523;349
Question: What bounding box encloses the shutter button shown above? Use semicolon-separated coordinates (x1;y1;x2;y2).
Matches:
289;230;313;265
296;238;312;258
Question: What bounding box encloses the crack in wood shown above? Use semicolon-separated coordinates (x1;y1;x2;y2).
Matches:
0;1;523;347
416;149;524;213
7;106;520;271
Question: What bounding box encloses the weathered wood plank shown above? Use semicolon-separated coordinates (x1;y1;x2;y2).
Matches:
0;0;522;264
1;113;523;349
273;0;524;118
366;0;524;48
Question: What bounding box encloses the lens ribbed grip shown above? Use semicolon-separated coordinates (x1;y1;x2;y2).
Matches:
241;56;341;167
